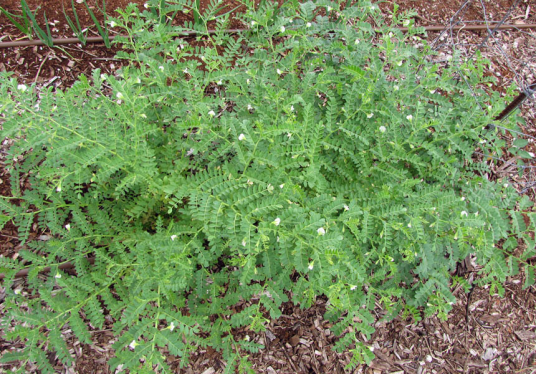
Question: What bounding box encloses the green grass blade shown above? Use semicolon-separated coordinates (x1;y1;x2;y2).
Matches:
83;0;110;48
0;6;31;36
21;0;53;46
63;0;87;45
193;0;201;27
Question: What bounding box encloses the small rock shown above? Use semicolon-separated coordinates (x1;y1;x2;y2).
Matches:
481;348;499;361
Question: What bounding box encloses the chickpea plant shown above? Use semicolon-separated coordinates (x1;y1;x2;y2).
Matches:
1;0;535;372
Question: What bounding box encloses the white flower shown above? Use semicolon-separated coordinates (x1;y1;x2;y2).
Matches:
379;126;386;133
242;239;247;247
247;104;253;110
403;19;410;26
273;217;281;226
144;2;148;8
276;236;280;242
368;346;375;352
141;113;147;118
280;26;285;33
246;79;251;85
394;85;399;91
287;133;292;138
238;133;246;141
290;105;295;112
17;84;27;92
306;22;312;28
171;235;177;241
56;186;61;192
277;69;283;75
129;340;137;349
430;90;435;94
246;179;253;185
407;223;412;228
389;32;393;37
100;74;106;80
475;211;479;217
217;80;222;85
183;67;188;74
406;115;413;121
503;183;508;188
461;196;465;201
116;92;124;99
245;335;250;341
317;227;326;236
350;285;357;290
279;184;285;189
55;273;62;279
327;6;332;11
355;39;360;45
251;21;256;26
200;55;206;61
397;61;403;66
136;77;141;84
208;110;216;117
461;211;468;217
367;113;374;119
267;184;274;191
65;224;71;231
344;205;349;211
169;322;175;331
308;262;314;270
159;66;164;72
110;21;117;27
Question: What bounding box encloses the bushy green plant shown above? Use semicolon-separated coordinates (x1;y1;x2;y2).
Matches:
1;0;535;372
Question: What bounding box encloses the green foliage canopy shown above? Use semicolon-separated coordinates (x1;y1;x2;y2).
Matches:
1;0;534;372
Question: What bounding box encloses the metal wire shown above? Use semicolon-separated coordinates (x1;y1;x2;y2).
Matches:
431;0;536;196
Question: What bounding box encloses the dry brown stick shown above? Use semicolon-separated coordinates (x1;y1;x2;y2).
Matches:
0;256;95;281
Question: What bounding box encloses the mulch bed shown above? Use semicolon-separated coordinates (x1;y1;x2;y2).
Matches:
1;1;535;373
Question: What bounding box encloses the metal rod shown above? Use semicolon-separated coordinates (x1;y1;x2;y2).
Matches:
0;29;243;48
0;24;535;48
495;79;536;121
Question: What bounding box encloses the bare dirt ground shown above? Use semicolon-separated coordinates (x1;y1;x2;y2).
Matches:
1;1;536;373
